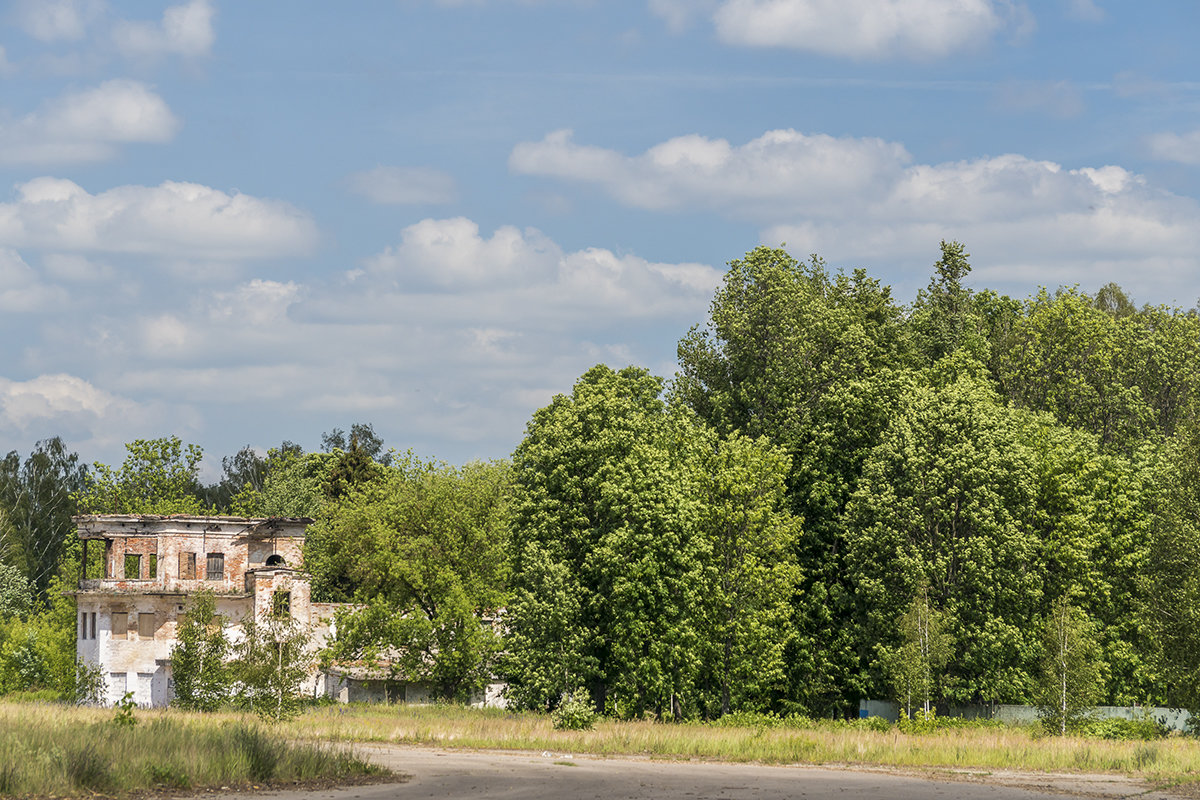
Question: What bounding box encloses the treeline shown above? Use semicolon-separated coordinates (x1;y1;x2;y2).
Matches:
2;241;1199;725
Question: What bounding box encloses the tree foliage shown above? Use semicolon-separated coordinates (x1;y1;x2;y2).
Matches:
169;591;232;712
76;437;207;515
1035;597;1102;735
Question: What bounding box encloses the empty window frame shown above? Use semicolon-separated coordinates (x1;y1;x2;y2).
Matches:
124;554;141;579
79;612;88;640
272;590;291;618
111;612;128;638
180;552;197;580
138;612;155;639
206;552;224;581
90;612;96;639
148;554;158;579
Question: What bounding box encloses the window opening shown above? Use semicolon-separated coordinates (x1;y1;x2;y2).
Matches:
180;552;196;580
272;590;291;619
148;554;158;579
206;552;224;581
124;554;141;579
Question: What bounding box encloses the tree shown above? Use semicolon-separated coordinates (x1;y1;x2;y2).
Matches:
169;591;232;711
229;447;337;518
232;612;311;720
76;437;207;515
1142;403;1200;715
692;431;801;717
0;438;87;602
674;245;912;716
845;368;1042;705
321;423;392;466
308;456;510;700
506;365;708;717
909;240;988;366
881;588;953;716
1035;597;1102;735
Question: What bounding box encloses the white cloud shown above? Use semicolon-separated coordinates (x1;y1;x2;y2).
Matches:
112;0;215;59
0;80;179;165
0;177;318;261
512;128;1200;303
13;0;105;42
647;0;718;32
0;248;67;312
511;128;909;219
0;373;136;431
667;0;1031;59
345;166;458;205
1145;129;1200;166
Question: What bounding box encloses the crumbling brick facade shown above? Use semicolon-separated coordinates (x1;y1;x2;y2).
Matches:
74;515;325;707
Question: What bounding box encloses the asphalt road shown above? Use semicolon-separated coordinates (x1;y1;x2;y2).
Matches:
231;745;1186;800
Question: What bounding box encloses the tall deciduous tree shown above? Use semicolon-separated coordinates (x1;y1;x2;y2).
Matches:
506;365;707;717
675;245;911;716
846;368;1041;705
76;437;207;515
308;456;510;700
1035;597;1102;735
0;438;87;602
881;588;953;716
169;591;231;712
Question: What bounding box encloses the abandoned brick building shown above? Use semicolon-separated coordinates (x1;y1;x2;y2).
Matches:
73;514;508;708
73;514;337;707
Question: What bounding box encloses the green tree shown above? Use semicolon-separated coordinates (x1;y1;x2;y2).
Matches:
76;437;207;515
1035;597;1102;735
0;438;87;602
230;448;337;518
693;431;801;717
232;613;311;720
845;368;1041;705
309;456;510;700
674;245;912;716
507;365;708;717
909;240;988;366
169;591;231;711
881;588;953;716
1142;404;1200;715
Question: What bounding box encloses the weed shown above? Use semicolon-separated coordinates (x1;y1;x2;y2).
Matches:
64;742;112;791
112;692;137;728
233;725;279;781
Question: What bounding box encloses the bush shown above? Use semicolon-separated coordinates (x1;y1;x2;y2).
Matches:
1075;714;1168;740
552;693;597;731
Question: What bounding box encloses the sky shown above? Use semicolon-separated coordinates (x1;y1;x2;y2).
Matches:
2;0;1200;479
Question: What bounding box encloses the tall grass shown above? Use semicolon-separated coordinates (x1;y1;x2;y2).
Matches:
279;704;1200;781
0;701;383;797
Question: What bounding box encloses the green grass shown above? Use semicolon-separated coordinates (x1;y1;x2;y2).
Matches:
275;703;1200;783
0;701;386;797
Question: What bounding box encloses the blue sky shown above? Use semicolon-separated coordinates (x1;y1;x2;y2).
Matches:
2;0;1200;477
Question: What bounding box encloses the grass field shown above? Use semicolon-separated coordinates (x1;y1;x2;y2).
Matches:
3;700;1199;796
277;703;1200;783
0;701;383;797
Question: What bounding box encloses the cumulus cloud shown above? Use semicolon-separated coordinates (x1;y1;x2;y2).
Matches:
0;248;67;312
1145;129;1200;166
0;373;137;431
648;0;1030;59
345;166;458;205
0;80;179;165
1064;0;1104;22
512;128;1200;302
13;0;105;42
0;177;318;261
511;128;910;218
356;216;721;317
112;0;215;59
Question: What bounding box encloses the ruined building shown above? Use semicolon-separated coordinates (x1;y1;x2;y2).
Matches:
73;514;508;708
73;514;337;706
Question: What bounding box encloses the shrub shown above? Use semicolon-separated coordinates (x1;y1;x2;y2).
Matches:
552;693;598;731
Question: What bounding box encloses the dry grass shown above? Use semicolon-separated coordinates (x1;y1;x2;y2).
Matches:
278;703;1200;782
0;701;383;797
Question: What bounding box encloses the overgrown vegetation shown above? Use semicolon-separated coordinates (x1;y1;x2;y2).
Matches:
0;701;383;797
